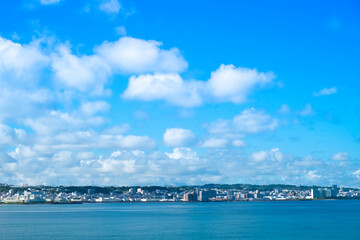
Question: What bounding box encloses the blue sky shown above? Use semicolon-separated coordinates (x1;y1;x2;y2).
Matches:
0;0;359;187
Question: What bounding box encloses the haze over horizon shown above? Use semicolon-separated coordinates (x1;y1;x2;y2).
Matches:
0;0;359;187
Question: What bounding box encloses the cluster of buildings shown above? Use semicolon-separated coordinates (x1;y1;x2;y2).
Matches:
0;184;359;204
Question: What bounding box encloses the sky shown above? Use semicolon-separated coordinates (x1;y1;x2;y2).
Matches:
0;0;359;187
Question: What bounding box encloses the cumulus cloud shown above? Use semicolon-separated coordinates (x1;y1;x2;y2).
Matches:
331;152;349;161
163;128;195;147
232;139;246;147
95;37;188;74
207;108;278;134
24;110;104;135
0;37;54;121
0;37;48;84
313;87;337;97
0;88;53;121
122;64;274;107
1;34;357;187
119;135;156;149
99;0;121;14
80;101;111;116
0;144;358;186
353;169;360;180
102;124;131;135
232;108;278;133
206;64;275;103
305;170;321;181
49;37;188;94
250;148;284;163
201;138;228;148
51;44;111;93
0;124;26;146
20;109;155;152
42;131;156;152
1;36;188;97
122;73;202;107
166;147;198;160
1;36;274;113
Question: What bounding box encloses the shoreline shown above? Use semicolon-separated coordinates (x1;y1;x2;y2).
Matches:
1;198;359;205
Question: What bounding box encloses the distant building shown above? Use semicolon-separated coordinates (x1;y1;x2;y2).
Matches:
331;187;339;197
311;188;320;199
311;187;338;199
184;192;197;202
88;189;95;195
129;188;136;194
3;191;44;203
198;190;216;202
227;191;234;201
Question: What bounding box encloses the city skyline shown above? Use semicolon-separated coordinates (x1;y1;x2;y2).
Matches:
0;0;359;187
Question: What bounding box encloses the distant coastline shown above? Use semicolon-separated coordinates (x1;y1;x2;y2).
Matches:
1;183;359;204
1;198;360;206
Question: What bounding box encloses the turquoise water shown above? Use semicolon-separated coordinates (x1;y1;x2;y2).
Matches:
1;200;360;239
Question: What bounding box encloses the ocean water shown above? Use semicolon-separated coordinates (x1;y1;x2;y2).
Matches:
0;200;360;240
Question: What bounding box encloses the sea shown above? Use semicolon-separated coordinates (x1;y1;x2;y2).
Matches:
0;200;360;240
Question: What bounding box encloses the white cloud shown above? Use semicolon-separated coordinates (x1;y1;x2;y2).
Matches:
0;145;358;186
331;152;349;161
34;131;156;152
0;38;54;121
0;88;53;121
122;64;274;107
206;64;275;103
122;73;202;107
99;0;121;14
103;124;130;135
95;37;187;74
50;37;188;94
353;169;360;180
80;101;110;116
313;87;337;97
0;37;275;112
298;104;315;116
251;150;268;162
201;138;228;148
0;124;26;146
166;147;198;160
24;110;104;135
119;135;156;149
0;37;48;84
51;45;111;93
1;36;188;91
232;139;246;147
163;128;195;147
52;151;77;167
207;108;278;134
40;0;61;5
250;148;284;163
4;35;189;99
305;170;321;181
233;108;278;133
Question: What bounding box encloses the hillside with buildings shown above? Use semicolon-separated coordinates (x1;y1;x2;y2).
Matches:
0;183;359;204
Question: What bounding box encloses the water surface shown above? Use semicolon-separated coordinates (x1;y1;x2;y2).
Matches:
1;200;359;239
